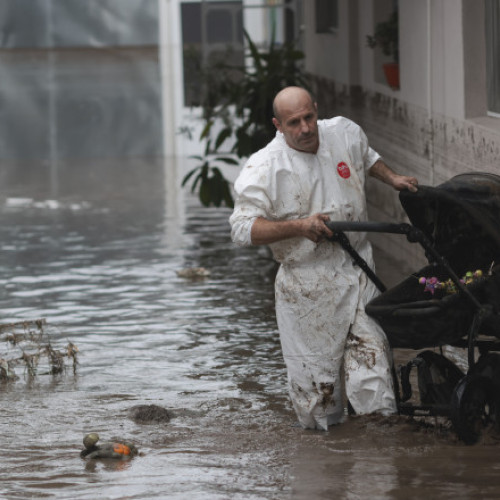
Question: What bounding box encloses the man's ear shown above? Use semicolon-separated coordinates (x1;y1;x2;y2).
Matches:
272;117;281;132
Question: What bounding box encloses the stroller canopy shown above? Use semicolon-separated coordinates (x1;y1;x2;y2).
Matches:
399;172;500;273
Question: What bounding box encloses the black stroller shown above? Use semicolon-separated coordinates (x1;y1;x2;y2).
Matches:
326;172;500;444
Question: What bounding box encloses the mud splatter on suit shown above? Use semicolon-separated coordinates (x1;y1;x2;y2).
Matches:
230;117;396;430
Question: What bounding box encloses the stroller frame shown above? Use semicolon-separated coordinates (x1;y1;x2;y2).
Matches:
326;173;500;444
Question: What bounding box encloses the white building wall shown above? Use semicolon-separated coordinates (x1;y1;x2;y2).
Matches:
428;0;465;119
303;0;500;271
398;0;431;112
303;0;351;83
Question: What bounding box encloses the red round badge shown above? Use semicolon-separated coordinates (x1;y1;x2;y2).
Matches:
337;161;351;179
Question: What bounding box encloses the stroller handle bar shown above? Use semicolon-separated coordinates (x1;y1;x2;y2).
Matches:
325;220;483;312
326;221;416;238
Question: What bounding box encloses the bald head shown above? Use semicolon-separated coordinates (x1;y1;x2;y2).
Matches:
273;87;315;122
272;87;319;153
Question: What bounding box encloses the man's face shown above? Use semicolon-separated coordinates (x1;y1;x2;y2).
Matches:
272;98;319;153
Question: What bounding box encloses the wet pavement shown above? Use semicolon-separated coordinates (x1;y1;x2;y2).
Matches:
1;157;500;499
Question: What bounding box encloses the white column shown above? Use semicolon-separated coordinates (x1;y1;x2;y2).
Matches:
158;0;185;247
158;0;181;158
47;0;59;197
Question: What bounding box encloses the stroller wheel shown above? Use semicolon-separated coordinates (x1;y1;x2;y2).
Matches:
451;374;500;445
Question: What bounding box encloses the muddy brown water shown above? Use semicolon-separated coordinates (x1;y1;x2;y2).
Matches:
1;159;500;500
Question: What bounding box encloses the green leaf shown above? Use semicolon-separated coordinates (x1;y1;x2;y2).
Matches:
211;166;223;178
181;167;200;187
200;120;214;140
209;176;223;207
216;157;239;166
204;139;212;156
191;173;203;193
234;129;253;158
244;30;263;73
199;179;211;207
201;162;209;177
222;180;234;208
215;127;232;150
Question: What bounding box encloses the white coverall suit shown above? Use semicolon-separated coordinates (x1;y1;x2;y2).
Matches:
229;117;397;430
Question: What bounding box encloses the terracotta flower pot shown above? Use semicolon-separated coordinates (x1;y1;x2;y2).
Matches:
383;62;400;90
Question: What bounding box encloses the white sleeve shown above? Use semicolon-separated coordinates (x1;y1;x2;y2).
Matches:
229;162;273;247
331;117;381;174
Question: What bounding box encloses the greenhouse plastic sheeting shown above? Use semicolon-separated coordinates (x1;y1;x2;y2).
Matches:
0;0;162;173
0;0;158;48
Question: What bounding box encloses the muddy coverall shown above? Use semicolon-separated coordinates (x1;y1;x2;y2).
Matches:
229;117;397;430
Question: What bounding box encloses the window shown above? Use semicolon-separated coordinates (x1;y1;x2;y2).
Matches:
181;1;244;106
206;9;234;44
315;0;338;34
485;0;500;115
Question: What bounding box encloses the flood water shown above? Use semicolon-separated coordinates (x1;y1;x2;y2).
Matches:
1;157;500;500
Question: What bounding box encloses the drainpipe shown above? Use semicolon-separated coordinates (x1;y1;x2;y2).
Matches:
427;0;435;186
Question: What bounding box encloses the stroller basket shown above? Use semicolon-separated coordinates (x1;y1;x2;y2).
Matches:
366;263;500;349
366;172;500;350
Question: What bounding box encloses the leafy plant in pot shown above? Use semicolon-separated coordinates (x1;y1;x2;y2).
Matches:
367;10;399;89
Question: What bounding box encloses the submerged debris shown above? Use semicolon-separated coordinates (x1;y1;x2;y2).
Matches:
128;404;171;424
80;432;139;459
0;319;78;381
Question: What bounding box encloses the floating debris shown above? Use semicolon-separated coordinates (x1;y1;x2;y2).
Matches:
0;319;78;381
80;432;139;459
176;267;211;279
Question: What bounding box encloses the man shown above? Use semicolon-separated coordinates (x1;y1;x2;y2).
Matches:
229;86;418;430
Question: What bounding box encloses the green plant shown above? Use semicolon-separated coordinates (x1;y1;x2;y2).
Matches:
181;128;239;208
366;10;399;63
226;30;309;158
182;29;310;208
